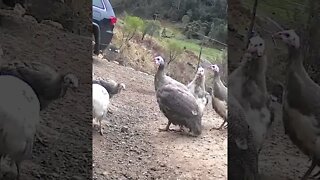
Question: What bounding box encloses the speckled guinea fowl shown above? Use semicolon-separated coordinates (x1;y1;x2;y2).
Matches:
210;64;227;102
228;35;273;152
187;66;210;106
156;83;203;136
93;78;125;98
273;29;320;180
210;87;227;130
0;61;79;111
153;56;189;92
228;94;258;180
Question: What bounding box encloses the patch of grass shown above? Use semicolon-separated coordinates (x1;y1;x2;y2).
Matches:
158;38;223;63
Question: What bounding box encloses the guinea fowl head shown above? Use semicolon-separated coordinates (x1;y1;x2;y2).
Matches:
196;66;205;77
210;64;220;77
247;35;265;57
117;83;126;92
154;56;165;65
63;73;79;92
272;29;300;49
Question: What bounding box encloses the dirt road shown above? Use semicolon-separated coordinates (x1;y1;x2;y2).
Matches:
92;57;227;180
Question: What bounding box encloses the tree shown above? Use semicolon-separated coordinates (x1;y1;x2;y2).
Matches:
166;41;183;66
141;20;161;40
120;13;144;48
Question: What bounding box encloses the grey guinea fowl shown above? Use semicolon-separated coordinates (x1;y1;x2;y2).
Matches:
92;78;125;98
187;66;210;107
273;29;320;180
0;61;79;111
0;75;41;180
154;56;189;92
210;87;228;130
156;83;204;137
228;35;272;153
210;64;227;102
228;94;258;180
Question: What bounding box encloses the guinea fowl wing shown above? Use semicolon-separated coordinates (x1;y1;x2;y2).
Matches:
157;84;201;118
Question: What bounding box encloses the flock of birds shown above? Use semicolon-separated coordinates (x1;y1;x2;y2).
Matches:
0;61;79;179
0;29;318;180
93;29;320;180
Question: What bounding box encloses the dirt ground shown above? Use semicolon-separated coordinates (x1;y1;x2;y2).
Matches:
0;9;91;179
92;57;227;180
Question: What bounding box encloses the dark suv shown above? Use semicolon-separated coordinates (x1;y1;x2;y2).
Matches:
92;0;117;55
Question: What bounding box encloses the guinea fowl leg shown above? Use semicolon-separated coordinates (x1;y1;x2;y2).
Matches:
210;119;227;131
158;121;172;132
301;160;317;180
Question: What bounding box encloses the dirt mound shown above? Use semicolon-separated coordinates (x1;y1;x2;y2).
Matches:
0;9;91;179
93;58;227;179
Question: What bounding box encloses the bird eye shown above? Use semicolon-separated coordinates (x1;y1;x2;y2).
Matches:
259;43;263;46
285;33;290;37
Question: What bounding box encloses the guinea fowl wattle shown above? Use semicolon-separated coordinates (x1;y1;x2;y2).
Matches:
0;61;79;111
273;29;320;179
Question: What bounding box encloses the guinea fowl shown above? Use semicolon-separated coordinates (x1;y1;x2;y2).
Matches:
210;64;227;101
93;78;125;98
156;83;204;136
0;61;79;111
228;93;258;180
187;66;210;106
154;56;189;92
273;29;320;179
210;87;228;130
92;83;110;135
228;35;272;152
0;75;41;180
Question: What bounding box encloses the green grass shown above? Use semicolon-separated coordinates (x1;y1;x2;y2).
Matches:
158;38;223;63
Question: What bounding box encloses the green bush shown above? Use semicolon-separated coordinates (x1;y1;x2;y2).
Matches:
141;20;161;40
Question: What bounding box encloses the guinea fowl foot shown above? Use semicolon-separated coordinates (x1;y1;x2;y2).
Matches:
210;121;227;131
311;169;320;179
158;122;172;132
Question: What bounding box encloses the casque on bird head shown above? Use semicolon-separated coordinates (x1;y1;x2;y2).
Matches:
272;29;300;48
154;56;165;65
210;64;220;73
63;73;79;91
247;35;265;57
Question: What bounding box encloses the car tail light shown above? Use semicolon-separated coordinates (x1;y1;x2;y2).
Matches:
110;16;117;26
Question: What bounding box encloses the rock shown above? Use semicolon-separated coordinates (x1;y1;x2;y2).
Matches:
41;20;64;30
120;126;129;133
13;3;26;17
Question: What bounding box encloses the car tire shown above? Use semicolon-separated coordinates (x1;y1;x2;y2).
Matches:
93;26;100;55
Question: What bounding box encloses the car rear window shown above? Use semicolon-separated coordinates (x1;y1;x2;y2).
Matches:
93;0;104;9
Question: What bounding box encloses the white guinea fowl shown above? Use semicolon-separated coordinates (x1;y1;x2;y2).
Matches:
0;75;41;180
187;66;210;108
273;29;320;179
229;35;272;153
92;83;110;135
